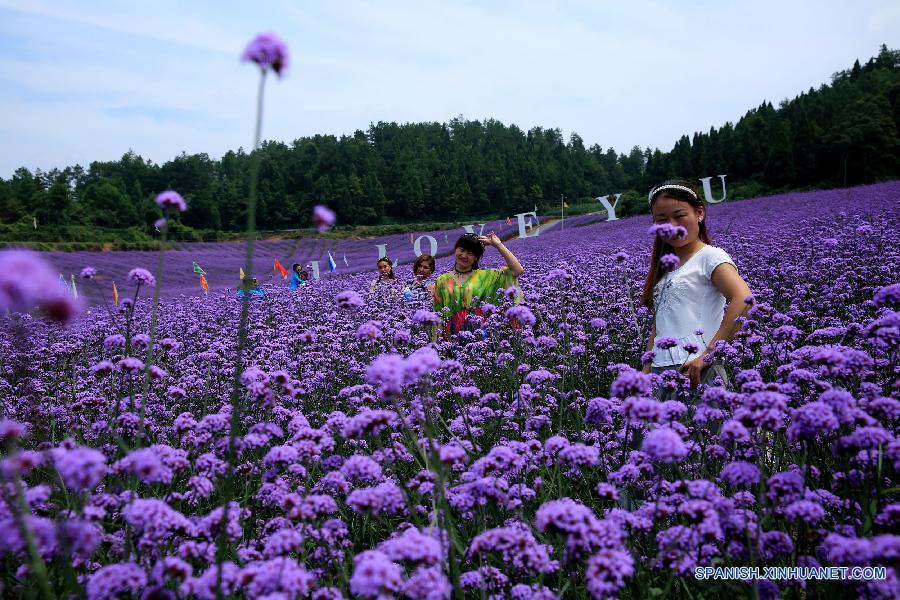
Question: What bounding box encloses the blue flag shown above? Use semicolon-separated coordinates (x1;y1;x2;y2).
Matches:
327;251;337;273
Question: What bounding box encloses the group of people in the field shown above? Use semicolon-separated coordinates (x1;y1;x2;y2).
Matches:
369;230;525;339
237;264;309;298
240;178;752;390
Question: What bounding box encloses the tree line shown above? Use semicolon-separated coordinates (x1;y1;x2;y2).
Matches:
1;45;897;238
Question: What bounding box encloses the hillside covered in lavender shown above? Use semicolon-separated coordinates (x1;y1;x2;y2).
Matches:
42;182;892;307
0;180;897;598
41;216;523;305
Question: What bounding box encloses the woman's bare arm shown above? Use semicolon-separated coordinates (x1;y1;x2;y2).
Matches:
642;320;656;374
479;232;524;277
706;263;753;351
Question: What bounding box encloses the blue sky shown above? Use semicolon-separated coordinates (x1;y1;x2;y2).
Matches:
1;0;897;177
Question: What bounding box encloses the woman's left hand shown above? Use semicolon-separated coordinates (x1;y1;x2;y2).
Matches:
477;231;502;248
679;356;709;388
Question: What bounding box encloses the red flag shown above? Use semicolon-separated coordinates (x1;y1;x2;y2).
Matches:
274;258;288;280
200;274;209;294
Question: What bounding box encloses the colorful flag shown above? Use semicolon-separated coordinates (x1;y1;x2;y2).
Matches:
192;262;206;275
200;274;209;295
274;258;288;280
112;281;119;306
327;251;337;273
70;274;78;300
239;267;245;281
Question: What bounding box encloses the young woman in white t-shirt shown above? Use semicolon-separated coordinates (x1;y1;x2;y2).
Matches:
639;179;752;388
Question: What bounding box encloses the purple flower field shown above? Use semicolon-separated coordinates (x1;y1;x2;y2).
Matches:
1;181;898;599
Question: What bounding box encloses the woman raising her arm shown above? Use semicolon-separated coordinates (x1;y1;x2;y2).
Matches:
433;232;524;339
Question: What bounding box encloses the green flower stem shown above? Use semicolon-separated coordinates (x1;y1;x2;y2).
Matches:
217;68;267;600
3;474;53;599
137;223;168;447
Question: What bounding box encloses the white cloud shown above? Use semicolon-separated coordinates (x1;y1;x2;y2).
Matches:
0;0;897;176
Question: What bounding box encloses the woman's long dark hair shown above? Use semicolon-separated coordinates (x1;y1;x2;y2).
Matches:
454;234;485;270
640;179;711;308
377;258;397;280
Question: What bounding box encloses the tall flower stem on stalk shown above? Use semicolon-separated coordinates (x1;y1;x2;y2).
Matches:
137;215;173;447
217;32;288;599
229;70;267;452
215;74;265;596
1;468;53;599
413;385;465;598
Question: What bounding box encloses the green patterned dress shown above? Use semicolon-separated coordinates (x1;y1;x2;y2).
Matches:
433;268;517;337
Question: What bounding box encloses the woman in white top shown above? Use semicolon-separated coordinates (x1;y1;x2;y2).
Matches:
640;179;752;389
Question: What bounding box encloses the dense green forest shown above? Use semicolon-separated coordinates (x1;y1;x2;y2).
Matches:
1;45;898;242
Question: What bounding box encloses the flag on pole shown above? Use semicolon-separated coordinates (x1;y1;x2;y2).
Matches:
192;262;206;275
200;274;209;295
112;281;119;306
343;254;348;267
274;258;288;280
239;267;245;281
327;251;337;273
70;274;78;300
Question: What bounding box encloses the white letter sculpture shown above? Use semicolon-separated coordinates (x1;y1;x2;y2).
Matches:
699;175;727;204
462;223;487;236
413;235;438;257
515;212;539;239
375;244;397;267
596;193;623;222
308;261;320;280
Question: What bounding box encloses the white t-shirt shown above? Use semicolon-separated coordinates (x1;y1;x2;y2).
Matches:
651;245;736;367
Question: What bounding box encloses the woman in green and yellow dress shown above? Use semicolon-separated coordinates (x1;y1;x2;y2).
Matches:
432;232;524;338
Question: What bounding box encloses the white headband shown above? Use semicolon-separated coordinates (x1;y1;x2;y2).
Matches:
648;184;698;204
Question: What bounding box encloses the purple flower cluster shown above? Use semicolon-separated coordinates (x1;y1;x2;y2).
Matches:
313;205;337;233
242;32;289;77
52;446;107;492
127;268;156;287
0;249;78;323
155;190;187;212
648;223;688;240
642;427;688;463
